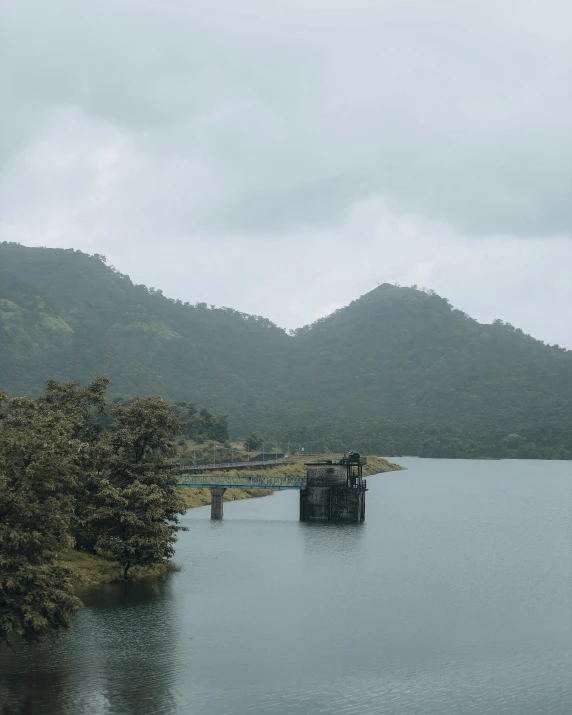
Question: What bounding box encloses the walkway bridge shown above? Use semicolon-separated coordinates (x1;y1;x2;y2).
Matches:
174;453;367;521
176;472;305;519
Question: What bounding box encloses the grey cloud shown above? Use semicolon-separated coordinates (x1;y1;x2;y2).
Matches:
2;0;571;237
1;0;571;351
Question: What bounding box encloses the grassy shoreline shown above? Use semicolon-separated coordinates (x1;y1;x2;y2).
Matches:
63;455;403;588
57;549;179;588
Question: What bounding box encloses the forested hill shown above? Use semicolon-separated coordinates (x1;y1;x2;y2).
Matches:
287;284;571;428
0;242;292;408
1;242;571;444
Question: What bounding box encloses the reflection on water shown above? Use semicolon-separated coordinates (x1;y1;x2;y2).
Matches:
299;520;365;557
1;459;571;715
1;579;180;715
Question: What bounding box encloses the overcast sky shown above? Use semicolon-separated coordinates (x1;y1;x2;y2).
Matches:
1;0;570;345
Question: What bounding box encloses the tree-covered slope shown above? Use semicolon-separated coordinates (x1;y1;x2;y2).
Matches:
289;284;572;428
1;242;571;437
0;242;292;409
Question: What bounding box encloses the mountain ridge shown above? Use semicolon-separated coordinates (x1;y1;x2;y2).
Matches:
1;242;570;444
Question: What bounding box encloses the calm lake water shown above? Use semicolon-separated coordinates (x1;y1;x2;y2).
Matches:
1;458;571;715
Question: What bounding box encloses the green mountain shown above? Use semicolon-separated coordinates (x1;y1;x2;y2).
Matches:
0;242;291;407
289;286;570;428
1;242;571;457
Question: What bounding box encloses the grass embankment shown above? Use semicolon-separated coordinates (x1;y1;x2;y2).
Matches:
63;455;402;587
57;549;178;588
288;453;403;477
362;455;404;475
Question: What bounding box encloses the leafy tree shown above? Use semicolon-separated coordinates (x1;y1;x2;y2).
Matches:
39;378;112;553
0;393;82;645
244;432;263;451
172;402;229;443
88;396;187;578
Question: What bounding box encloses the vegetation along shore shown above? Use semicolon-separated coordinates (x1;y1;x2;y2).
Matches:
63;455;402;587
0;375;402;646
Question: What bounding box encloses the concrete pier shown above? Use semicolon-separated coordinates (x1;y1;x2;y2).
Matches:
210;487;227;519
299;457;367;522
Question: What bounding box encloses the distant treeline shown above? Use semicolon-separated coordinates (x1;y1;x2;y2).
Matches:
236;411;572;460
110;399;229;443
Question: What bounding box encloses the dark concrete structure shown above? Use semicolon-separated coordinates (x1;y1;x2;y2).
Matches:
210;487;226;519
187;451;367;520
299;454;367;522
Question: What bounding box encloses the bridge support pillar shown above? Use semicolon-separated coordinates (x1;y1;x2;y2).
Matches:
210;487;227;519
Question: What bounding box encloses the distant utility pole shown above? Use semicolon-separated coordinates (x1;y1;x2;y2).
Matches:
262;442;265;462
231;445;234;465
193;445;196;466
213;443;217;465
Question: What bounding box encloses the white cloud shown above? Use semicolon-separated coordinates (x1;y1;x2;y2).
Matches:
0;0;570;346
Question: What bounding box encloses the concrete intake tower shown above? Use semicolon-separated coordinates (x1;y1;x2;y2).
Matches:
299;452;367;522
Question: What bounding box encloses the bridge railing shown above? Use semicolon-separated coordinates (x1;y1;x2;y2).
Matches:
177;458;291;471
175;474;307;490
